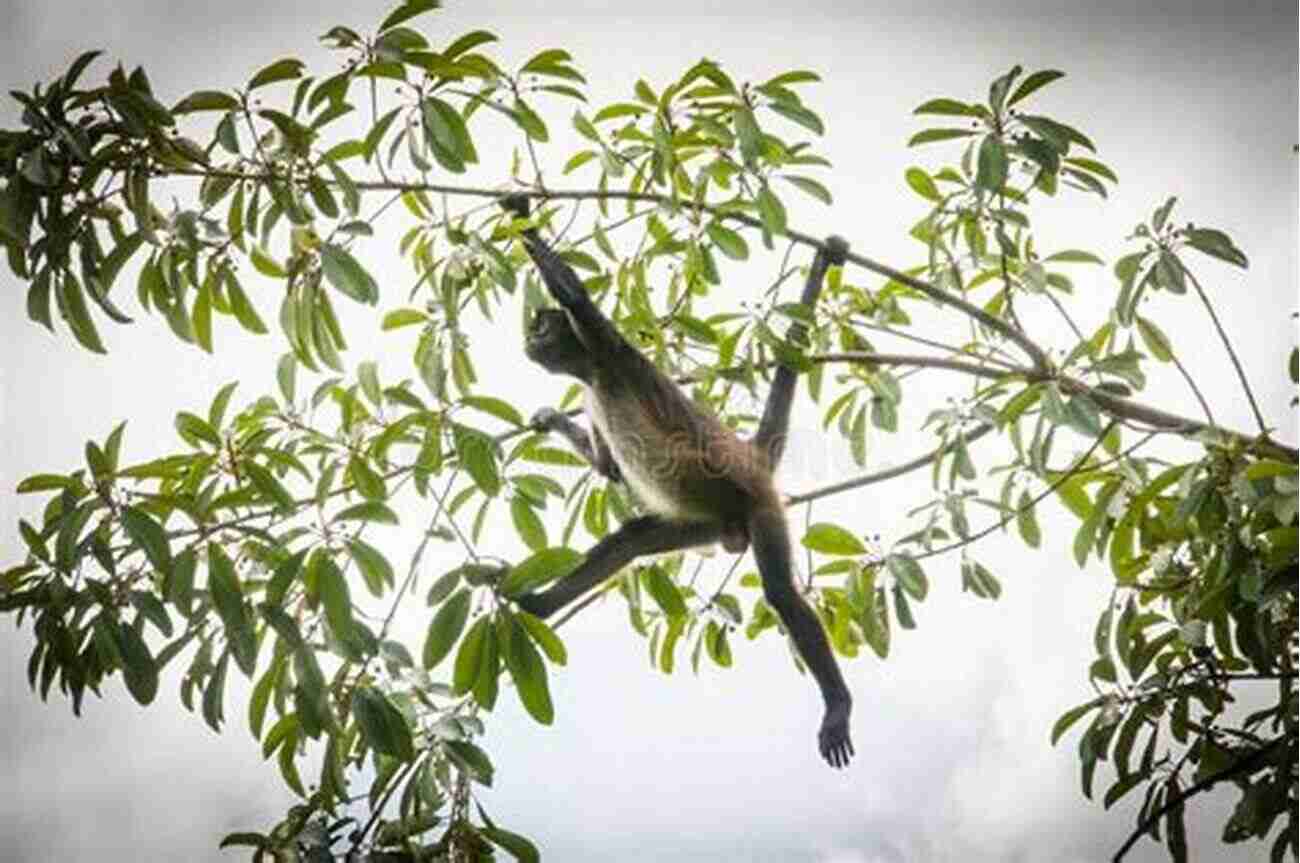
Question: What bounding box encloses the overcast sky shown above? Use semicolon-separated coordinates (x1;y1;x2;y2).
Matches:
1;2;1296;862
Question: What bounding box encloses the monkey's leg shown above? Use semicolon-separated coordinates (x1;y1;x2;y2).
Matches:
752;235;849;468
531;408;621;482
748;502;855;768
516;516;721;619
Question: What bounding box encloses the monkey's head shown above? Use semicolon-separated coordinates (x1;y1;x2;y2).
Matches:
525;308;592;380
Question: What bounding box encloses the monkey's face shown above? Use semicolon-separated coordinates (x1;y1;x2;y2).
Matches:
525;308;592;380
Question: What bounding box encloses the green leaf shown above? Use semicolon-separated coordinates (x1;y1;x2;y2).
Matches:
644;566;687;619
1155;250;1186;294
510;497;547;551
248;58;305;91
358;360;382;407
348;454;387;501
424;588;473;669
767;101;823;135
227;274;268;334
756;186;787;235
1007;70;1064;106
1135;316;1173;362
1044;249;1104;265
975;136;1008;192
351;685;414;761
276;353;296;404
904;167;941;202
346;539;394;598
913;98;976;116
481;824;540;863
802;523;867;556
244;462;295;512
56;274;107;353
207;544;245;629
500;547;582;597
115;620;159;705
443;739;494;786
1063;156;1118;183
462;395;523;427
502;613;554;724
885;554;928;600
452;616;491;694
781;175;832;205
733;105;763;166
1016;490;1042;548
120;506;171;573
517;611;567;666
706;222;749;260
219;833;271;851
175;411;221;447
173;90;241;113
379;0;440;32
452;423;500;496
907;128;978;147
319;243;378;304
317;557;358;650
510;99;549;141
1050;700;1099;745
1182;228;1248;269
333;500;399;524
249;244;286;278
381;308;428;330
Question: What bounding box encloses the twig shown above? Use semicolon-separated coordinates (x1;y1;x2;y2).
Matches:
1111;735;1292;861
787;423;996;505
157;167;1051;370
909;421;1131;563
1179;261;1269;435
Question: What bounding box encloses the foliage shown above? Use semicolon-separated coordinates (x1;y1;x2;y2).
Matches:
0;4;1294;861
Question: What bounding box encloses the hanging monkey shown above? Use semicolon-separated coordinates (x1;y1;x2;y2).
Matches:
500;195;854;768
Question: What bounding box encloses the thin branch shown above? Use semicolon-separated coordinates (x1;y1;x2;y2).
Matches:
910;421;1129;563
1057;374;1296;462
1179;261;1269;434
158;167;1052;370
1169;352;1217;427
786;423;996;505
849;316;1023;370
352;756;422;853
1111;734;1292;862
812;351;1017;382
377;469;461;643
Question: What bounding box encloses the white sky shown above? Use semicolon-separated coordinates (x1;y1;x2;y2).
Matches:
1;2;1296;861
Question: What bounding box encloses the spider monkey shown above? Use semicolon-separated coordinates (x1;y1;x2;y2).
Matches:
500;194;854;768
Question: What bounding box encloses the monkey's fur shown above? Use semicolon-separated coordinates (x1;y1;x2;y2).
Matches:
502;195;853;768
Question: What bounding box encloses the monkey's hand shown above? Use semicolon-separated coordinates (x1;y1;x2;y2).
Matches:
529;407;564;433
499;193;531;219
823;235;850;267
819;699;854;769
513;591;558;620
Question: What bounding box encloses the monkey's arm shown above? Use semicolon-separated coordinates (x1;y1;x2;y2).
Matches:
531;408;621;482
752;236;849;468
501;195;627;355
514;515;721;619
748;499;854;768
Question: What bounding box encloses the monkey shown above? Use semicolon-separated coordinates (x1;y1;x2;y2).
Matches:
500;194;854;768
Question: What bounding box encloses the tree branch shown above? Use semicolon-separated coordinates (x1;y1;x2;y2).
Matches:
1111;734;1293;862
1179;261;1270;435
786;423;996;505
158;167;1052;371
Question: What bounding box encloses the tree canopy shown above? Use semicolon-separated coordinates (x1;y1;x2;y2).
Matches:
0;3;1295;861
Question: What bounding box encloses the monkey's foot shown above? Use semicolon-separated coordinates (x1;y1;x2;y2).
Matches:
529;407;563;432
818;701;854;769
513;591;556;620
499;193;530;218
